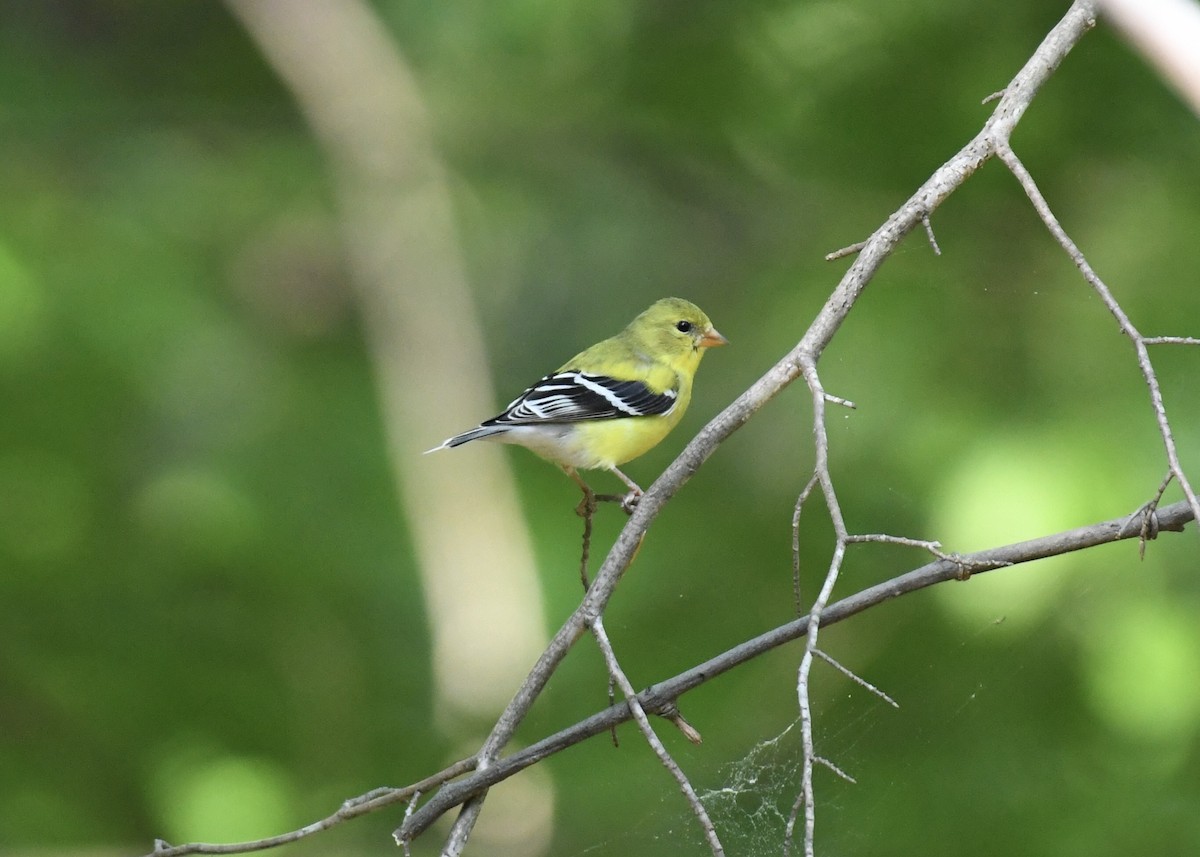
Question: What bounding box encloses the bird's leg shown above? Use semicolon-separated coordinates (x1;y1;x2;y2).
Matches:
564;467;599;591
565;467;598;519
609;466;644;515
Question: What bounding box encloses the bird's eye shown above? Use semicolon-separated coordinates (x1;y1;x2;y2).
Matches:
675;320;693;333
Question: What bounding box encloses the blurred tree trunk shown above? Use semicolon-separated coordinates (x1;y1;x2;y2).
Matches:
223;3;553;851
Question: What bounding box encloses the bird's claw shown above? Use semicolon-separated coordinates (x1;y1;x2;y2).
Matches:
620;490;642;515
575;492;598;518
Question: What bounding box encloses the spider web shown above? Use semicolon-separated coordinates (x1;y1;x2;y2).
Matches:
560;610;1040;857
696;683;910;857
558;723;810;857
558;702;894;857
696;718;807;856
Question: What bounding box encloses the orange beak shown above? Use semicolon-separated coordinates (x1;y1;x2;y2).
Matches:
700;327;729;348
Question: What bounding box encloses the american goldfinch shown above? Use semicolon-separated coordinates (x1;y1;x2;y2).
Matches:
428;297;727;499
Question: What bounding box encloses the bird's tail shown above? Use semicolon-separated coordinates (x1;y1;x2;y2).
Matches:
423;425;507;454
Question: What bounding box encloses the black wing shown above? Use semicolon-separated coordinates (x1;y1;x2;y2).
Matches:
484;372;678;426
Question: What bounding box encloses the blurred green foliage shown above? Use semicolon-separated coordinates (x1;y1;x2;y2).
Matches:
1;1;1197;855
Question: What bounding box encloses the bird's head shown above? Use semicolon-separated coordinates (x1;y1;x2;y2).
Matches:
629;297;728;358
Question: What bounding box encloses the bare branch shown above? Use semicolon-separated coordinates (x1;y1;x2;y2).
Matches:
814;756;858;784
147;758;474;857
812;648;899;709
144;496;1192;857
791;474;820;615
996;142;1200;529
592;617;725;857
795;363;850;857
1144;335;1200;346
397;498;1192;833
398;792;420;857
845;533;1012;578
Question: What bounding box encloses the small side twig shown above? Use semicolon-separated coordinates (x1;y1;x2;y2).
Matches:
147;756;475;857
824;240;868;261
814;756;857;784
1143;335;1200;346
921;215;943;255
845;533;1012;579
823;392;857;409
812;648;898;709
654;700;704;745
399;791;420;857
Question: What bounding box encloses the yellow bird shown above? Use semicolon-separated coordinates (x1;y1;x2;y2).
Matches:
429;297;727;501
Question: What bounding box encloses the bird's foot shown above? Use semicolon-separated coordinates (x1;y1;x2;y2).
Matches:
575;489;598;519
620;489;642;515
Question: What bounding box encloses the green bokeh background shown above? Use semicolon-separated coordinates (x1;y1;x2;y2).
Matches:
1;1;1198;855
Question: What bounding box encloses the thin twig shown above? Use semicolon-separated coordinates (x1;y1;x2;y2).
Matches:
575;487;624;746
814;756;857;784
147;758;475;857
1143;335;1200;345
823;392;857;409
784;790;805;857
399;792;420;857
812;648;899;709
824;240;868;261
607;675;620;748
845;533;1013;578
591;617;725;857
795;363;850;857
657;701;705;745
845;533;940;551
921;215;943;255
791;474;820;616
996;142;1200;532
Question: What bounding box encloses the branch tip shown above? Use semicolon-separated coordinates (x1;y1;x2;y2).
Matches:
823;392;857;409
814;755;857;784
824;240;868;261
813;648;899;709
921;215;943;256
1144;335;1200;346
